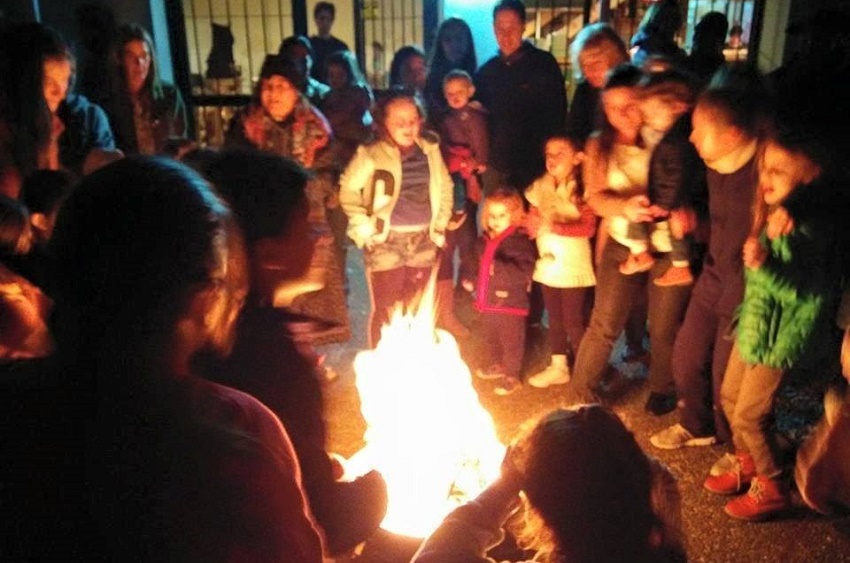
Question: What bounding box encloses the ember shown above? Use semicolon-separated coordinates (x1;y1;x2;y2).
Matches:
346;295;505;538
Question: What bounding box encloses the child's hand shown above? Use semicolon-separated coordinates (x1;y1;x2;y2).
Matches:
646;205;669;220
461;280;474;292
669;207;697;239
766;207;794;240
743;236;767;269
623;195;654;223
432;231;446;248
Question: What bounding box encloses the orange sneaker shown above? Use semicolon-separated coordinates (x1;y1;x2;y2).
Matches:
620;251;655;275
724;475;791;521
704;452;756;495
653;265;694;287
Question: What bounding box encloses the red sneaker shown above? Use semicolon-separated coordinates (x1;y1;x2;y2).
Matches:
724;475;791;521
653;265;694;287
619;251;655;275
703;452;756;495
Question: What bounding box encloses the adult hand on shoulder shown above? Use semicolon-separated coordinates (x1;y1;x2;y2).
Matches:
623;195;654;223
742;236;767;270
766;207;794;240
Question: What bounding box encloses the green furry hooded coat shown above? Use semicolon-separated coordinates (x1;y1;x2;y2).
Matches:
736;217;841;369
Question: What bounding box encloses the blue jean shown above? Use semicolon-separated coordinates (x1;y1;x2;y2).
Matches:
572;239;691;400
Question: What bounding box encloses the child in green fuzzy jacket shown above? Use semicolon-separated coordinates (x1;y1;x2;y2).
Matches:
702;129;845;522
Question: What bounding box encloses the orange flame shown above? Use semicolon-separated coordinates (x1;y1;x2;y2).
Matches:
347;287;505;538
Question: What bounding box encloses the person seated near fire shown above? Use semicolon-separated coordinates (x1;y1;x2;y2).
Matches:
227;54;350;345
462;189;535;396
0;195;53;360
411;404;686;563
0;156;325;560
200;148;388;556
10;169;74;293
0;23;115;182
99;24;188;156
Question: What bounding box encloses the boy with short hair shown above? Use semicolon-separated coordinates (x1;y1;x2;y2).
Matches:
310;2;349;82
433;70;489;337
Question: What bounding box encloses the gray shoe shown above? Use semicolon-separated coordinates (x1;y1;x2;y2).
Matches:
650;424;717;450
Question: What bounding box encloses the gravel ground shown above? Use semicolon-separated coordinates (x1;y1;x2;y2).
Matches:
318;249;850;562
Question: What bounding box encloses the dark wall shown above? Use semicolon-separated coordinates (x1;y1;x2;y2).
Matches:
784;0;850;65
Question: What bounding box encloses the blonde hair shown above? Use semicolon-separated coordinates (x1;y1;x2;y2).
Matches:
570;23;629;81
483;188;525;227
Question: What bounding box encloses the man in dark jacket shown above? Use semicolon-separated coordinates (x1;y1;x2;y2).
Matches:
474;0;566;193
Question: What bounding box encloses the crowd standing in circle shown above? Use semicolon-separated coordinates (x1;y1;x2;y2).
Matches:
1;2;849;560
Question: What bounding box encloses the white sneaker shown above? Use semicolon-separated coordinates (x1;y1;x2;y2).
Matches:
650;423;716;450
528;364;571;388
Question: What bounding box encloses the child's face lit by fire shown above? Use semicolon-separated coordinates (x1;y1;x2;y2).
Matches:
443;78;473;110
759;140;821;207
545;139;582;182
384;98;421;149
485;201;513;237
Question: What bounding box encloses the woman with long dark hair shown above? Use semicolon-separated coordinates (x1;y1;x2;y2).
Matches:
423;17;477;121
101;23;187;155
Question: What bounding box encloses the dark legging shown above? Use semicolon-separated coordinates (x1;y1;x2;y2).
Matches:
437;200;479;282
541;285;591;360
367;266;431;348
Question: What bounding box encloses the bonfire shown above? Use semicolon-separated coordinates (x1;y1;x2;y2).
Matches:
346;295;506;538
